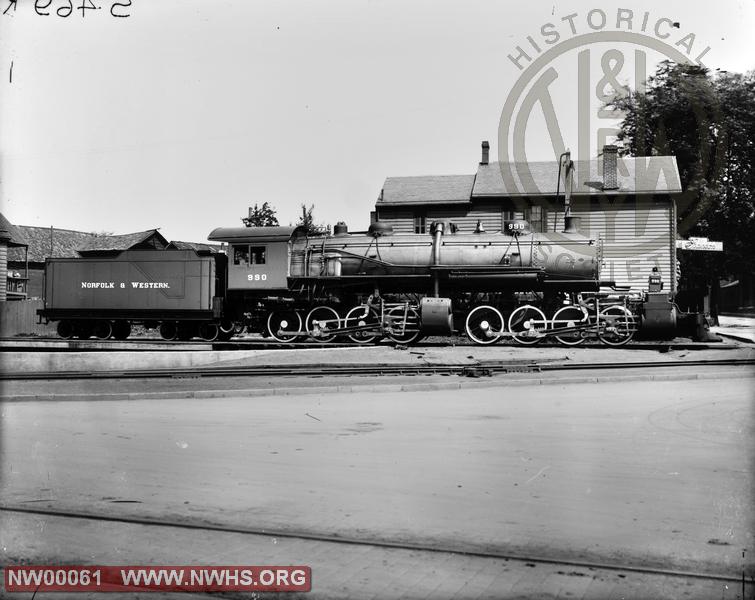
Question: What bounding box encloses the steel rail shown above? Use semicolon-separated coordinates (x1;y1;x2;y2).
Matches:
0;506;747;585
2;358;753;381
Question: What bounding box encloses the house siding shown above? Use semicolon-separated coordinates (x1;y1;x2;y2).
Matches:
571;197;675;293
377;205;526;235
377;195;675;294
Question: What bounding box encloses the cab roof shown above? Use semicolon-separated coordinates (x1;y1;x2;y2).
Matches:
207;226;309;244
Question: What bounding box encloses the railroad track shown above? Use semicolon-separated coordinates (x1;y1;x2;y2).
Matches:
1;506;749;586
0;336;735;352
0;336;362;352
3;358;754;381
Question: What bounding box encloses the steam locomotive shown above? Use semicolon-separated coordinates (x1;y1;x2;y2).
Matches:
39;216;680;346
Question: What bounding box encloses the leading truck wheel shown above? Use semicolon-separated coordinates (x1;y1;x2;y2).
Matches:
598;306;637;346
508;305;547;345
465;305;504;345
385;306;422;344
57;320;75;339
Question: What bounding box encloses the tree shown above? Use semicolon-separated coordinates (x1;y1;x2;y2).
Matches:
609;62;755;314
295;203;329;235
242;203;279;227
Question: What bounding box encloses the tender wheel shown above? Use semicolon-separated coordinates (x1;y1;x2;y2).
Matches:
199;322;220;342
508;305;547;345
176;322;196;341
305;306;341;343
112;321;131;340
385;306;421;344
266;310;302;343
57;320;75;339
598;306;637;346
159;321;178;341
551;306;587;346
465;305;504;345
218;320;235;341
75;322;93;339
92;320;113;340
343;305;381;344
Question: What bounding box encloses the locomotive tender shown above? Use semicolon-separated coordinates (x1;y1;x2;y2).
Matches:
39;215;679;346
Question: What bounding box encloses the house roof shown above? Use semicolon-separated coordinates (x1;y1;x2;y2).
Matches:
7;226;169;262
8;226;96;262
77;229;168;253
473;156;682;197
168;240;224;253
0;213;30;247
377;174;476;206
374;156;682;207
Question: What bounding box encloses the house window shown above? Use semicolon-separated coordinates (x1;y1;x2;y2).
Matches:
527;206;548;233
413;212;426;234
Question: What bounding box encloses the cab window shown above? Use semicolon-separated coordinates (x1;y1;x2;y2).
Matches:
232;245;249;266
232;244;266;266
250;246;266;265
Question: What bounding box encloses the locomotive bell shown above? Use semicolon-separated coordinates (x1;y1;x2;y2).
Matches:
368;222;393;237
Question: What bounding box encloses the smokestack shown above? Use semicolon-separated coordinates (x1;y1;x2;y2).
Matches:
602;145;619;190
480;140;490;165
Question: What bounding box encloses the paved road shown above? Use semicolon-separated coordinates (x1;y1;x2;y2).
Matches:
1;375;753;595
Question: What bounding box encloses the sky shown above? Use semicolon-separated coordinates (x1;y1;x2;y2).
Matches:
1;0;753;243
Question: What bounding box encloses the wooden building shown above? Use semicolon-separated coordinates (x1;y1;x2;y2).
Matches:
374;143;682;293
0;213;30;301
7;226;169;299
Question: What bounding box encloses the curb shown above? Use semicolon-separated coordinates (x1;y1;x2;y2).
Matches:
2;369;752;402
712;331;755;344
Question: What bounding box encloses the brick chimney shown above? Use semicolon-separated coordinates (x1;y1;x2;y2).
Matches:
480;140;490;165
602;145;619;190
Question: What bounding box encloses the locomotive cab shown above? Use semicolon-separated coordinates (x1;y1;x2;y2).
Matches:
208;226;305;290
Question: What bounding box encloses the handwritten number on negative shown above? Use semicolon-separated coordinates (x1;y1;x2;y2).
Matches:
19;0;131;18
34;0;52;16
56;0;72;17
110;0;130;17
78;0;97;16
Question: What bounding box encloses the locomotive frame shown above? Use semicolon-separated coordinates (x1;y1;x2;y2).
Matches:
204;218;651;347
38;214;681;346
